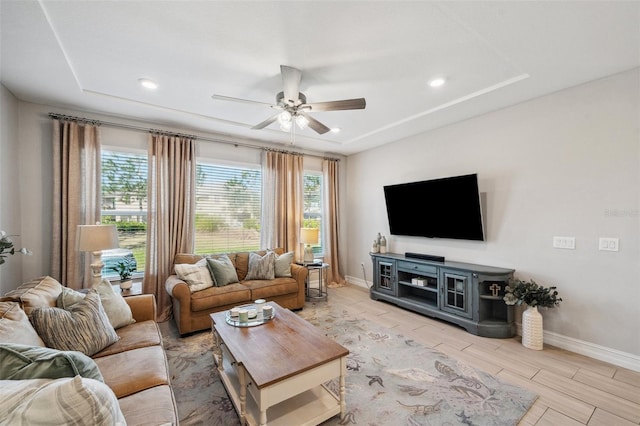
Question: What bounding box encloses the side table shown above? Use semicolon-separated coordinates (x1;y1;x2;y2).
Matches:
298;262;329;301
111;280;143;297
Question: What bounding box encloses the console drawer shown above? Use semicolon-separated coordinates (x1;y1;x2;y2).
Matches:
397;261;437;275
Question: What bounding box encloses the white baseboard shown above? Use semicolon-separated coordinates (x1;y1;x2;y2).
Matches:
345;274;640;372
515;323;640;372
346;275;370;290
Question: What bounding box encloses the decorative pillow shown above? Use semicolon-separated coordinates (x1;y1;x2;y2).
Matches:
245;251;276;280
0;302;45;347
31;291;119;357
271;250;294;277
0;376;125;425
174;258;215;292
3;276;63;318
57;280;135;329
0;343;103;381
206;255;239;287
56;286;85;308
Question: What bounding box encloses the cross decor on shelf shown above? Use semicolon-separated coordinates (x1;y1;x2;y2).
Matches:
489;283;501;297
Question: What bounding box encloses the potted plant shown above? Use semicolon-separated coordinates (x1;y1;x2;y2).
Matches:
504;279;562;350
109;257;136;290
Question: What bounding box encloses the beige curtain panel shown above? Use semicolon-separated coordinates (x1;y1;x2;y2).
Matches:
144;133;196;322
323;158;346;287
51;119;102;289
261;150;304;258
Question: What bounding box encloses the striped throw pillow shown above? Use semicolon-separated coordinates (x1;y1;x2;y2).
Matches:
245;251;276;280
30;291;119;357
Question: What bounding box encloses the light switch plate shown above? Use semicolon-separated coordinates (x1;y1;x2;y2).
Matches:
553;236;575;249
599;237;619;251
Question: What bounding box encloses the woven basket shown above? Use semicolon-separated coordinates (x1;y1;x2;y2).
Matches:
521;306;543;350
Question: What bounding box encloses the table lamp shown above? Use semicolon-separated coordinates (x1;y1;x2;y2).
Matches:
77;224;119;288
300;227;319;264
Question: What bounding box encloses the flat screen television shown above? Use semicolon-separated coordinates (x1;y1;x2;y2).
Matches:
383;173;485;241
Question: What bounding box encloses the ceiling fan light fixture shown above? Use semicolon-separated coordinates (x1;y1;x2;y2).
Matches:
277;110;292;125
295;115;309;129
280;120;292;132
330;127;341;133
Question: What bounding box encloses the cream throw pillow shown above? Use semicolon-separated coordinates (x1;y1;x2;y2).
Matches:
4;276;63;318
31;291;119;357
0;376;125;426
0;301;45;347
57;280;135;329
272;250;294;277
174;258;215;292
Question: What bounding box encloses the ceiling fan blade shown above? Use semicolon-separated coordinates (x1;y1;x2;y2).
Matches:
212;94;273;107
305;98;366;111
252;113;280;130
300;112;331;135
280;65;301;104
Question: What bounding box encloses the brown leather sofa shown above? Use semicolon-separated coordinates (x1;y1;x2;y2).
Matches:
166;249;308;335
1;278;178;425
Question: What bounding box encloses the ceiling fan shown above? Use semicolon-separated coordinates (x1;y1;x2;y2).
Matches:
212;65;366;135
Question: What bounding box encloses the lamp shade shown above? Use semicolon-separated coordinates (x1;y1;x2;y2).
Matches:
300;228;319;245
76;225;119;252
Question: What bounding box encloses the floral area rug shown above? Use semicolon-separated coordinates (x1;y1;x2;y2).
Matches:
160;305;536;426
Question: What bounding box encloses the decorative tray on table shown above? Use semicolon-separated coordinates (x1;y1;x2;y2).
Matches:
225;303;276;327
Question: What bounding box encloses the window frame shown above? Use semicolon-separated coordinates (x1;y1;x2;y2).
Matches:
100;146;148;280
193;157;263;255
303;170;324;258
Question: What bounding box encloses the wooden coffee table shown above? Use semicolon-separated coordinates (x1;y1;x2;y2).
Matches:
210;302;349;426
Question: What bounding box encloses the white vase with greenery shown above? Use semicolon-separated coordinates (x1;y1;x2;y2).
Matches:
503;279;563;350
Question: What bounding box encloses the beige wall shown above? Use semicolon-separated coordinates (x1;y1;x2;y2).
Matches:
0;84;25;294
346;68;640;365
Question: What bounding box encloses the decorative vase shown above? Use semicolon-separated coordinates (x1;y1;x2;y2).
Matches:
521;305;543;350
119;280;133;290
379;235;387;253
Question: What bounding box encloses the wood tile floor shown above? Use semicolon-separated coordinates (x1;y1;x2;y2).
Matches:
318;284;640;425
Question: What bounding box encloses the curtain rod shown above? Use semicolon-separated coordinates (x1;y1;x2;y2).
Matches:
48;112;340;161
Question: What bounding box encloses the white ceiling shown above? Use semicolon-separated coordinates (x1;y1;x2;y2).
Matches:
2;1;639;156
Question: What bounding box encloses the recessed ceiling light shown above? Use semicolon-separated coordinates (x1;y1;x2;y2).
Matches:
429;77;446;88
330;128;341;133
138;78;158;90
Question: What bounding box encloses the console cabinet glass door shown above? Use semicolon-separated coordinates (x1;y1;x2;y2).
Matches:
440;269;473;319
375;259;396;296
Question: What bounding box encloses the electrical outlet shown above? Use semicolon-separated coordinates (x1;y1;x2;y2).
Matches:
599;237;619;252
553;236;575;249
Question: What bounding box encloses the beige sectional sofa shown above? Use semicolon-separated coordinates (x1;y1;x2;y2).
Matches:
0;276;178;425
166;248;307;335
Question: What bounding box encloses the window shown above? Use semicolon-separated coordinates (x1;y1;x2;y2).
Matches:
100;149;148;277
303;172;323;256
194;161;261;254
